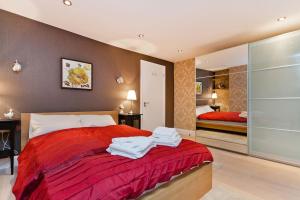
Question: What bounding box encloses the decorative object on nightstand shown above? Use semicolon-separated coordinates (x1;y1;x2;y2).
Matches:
0;118;20;175
211;92;218;106
210;105;221;112
118;113;142;129
119;104;125;114
127;90;137;114
4;108;14;119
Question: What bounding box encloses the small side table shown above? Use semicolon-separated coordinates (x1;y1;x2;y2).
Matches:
0;119;20;175
210;105;221;112
118;113;142;129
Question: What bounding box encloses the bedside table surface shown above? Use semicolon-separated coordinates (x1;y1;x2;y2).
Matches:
119;113;143;116
0;118;20;122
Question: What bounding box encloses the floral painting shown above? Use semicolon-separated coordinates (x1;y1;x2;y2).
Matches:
196;82;202;95
62;58;93;90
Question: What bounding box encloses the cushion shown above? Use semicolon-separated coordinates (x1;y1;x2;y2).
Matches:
29;114;82;138
196;105;215;117
80;115;116;127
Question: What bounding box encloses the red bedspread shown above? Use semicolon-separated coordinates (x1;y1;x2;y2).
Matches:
13;125;213;200
198;112;247;123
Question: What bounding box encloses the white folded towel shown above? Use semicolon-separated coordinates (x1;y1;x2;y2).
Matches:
151;132;182;147
151;135;182;147
107;143;156;159
153;132;179;140
108;140;154;155
107;136;156;159
112;136;152;145
153;127;177;137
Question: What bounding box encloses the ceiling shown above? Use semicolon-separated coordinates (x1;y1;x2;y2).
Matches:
1;0;300;62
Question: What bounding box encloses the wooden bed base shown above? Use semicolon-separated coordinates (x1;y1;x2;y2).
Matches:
197;121;247;134
21;111;213;200
140;163;212;200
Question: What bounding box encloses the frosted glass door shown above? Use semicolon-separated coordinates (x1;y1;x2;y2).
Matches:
249;30;300;165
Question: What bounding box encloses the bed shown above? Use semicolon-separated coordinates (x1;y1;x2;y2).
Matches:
14;111;213;200
196;106;247;134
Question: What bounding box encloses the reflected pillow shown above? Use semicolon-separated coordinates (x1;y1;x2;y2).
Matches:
80;115;116;127
196;105;215;117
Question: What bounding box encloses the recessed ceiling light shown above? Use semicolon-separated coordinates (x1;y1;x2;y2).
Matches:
277;17;287;22
178;49;183;53
63;0;72;6
138;34;144;39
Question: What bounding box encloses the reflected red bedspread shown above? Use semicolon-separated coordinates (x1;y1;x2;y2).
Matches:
198;112;247;123
13;125;213;200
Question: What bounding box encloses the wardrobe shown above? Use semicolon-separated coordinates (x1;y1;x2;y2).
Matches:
193;30;300;166
248;30;300;166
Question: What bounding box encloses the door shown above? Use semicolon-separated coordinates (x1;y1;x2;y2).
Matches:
140;60;166;131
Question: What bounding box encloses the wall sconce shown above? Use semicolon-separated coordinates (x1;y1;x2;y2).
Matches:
12;60;22;72
116;76;124;84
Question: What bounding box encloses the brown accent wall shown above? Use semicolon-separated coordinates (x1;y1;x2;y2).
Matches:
196;69;213;106
229;65;247;112
174;59;196;131
0;10;174;126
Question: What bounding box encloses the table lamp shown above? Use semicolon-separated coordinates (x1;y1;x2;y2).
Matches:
212;92;218;106
127;90;137;114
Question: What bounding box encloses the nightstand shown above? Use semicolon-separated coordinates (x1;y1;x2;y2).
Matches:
118;113;142;129
0;119;20;175
210;105;220;112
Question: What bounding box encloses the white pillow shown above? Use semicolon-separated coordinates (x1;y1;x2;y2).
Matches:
80;115;116;127
29;114;82;138
196;105;215;117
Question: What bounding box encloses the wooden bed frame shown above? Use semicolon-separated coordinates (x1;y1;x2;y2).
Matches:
20;111;212;200
196;120;247;134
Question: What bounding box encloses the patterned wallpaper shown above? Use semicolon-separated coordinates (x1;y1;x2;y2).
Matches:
215;89;230;111
174;59;196;131
229;65;247;112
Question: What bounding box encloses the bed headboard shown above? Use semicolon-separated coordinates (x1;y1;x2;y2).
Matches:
21;111;118;150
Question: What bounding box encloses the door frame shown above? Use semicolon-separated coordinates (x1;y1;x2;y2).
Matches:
140;60;166;130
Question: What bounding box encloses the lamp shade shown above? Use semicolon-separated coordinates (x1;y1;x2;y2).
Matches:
127;90;137;101
212;92;218;99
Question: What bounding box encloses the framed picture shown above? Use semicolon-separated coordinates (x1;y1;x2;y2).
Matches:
196;82;202;95
61;58;93;90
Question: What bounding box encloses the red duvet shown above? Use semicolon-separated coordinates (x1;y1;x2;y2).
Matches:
13;125;213;200
198;112;247;123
